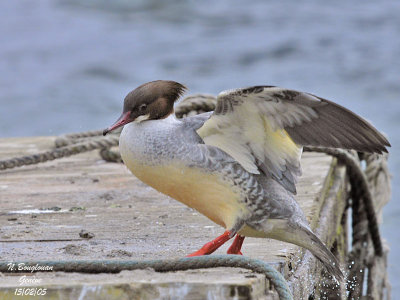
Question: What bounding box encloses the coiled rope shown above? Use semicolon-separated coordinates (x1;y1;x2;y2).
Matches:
0;255;292;300
0;135;119;170
303;146;383;257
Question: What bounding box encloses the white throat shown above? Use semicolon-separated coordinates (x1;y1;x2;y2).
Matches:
134;114;150;123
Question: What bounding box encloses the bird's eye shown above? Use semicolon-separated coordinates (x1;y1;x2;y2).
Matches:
139;104;147;113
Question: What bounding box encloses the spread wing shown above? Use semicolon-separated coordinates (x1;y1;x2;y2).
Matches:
196;86;390;194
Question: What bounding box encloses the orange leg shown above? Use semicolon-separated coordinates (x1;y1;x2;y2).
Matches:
227;234;245;255
187;231;234;257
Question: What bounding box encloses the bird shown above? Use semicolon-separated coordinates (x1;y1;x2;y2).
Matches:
103;80;390;281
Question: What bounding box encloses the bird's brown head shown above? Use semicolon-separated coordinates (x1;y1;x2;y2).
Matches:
103;80;186;135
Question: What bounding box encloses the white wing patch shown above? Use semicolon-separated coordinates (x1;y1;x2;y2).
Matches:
197;87;304;193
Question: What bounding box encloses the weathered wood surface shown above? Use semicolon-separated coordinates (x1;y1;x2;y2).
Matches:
0;136;346;299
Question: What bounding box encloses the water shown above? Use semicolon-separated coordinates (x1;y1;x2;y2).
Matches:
1;0;399;295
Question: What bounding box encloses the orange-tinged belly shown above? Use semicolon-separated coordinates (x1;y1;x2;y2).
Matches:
123;157;249;230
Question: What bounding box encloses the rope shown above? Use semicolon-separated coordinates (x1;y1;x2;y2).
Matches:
0;255;293;300
0;136;118;171
99;148;123;163
303;146;383;256
175;94;216;118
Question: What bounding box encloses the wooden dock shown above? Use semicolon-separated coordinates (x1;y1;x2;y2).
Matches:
0;136;389;299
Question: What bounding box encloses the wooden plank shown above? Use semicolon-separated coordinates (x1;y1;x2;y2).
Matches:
0;136;338;298
0;269;268;300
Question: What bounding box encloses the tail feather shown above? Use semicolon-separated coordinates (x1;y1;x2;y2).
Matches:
301;227;344;281
265;220;344;281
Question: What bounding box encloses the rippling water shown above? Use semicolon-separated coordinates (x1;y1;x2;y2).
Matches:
1;0;399;295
